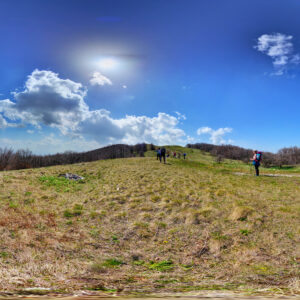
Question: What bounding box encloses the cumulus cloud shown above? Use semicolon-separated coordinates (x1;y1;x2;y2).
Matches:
0;69;188;149
78;111;186;145
254;33;300;75
0;69;88;134
197;127;233;144
90;71;112;86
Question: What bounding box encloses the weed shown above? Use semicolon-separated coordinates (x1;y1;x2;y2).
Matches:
211;231;228;240
240;229;250;236
63;204;83;218
102;258;124;267
0;251;9;258
9;201;18;209
148;260;174;272
111;235;119;242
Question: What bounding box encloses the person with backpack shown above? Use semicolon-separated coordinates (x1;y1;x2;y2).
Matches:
251;150;262;176
161;147;166;164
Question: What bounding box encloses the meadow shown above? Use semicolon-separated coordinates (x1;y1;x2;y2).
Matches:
0;146;299;295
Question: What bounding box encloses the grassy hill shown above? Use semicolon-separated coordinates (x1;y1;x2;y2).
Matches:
0;146;299;295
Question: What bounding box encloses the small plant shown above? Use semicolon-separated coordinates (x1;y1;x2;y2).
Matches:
90;229;100;238
240;229;250;236
148;260;174;272
279;206;292;213
211;231;228;240
111;235;119;242
181;263;194;270
286;232;294;239
73;203;83;216
24;198;35;205
90;211;99;219
0;251;9;258
63;204;83;218
102;258;124;267
157;222;167;228
9;201;18;209
252;264;275;275
63;209;74;218
133;260;145;266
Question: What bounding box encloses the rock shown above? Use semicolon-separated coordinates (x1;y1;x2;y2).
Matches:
58;173;84;180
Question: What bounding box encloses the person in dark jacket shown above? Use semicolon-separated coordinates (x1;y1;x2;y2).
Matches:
161;147;166;164
157;148;161;161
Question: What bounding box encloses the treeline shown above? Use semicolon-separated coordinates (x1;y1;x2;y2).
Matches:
0;143;155;171
186;143;300;167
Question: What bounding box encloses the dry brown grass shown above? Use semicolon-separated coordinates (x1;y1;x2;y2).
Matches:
0;151;299;295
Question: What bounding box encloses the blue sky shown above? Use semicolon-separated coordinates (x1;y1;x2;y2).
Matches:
1;0;300;154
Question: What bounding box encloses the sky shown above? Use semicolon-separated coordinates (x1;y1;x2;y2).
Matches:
1;0;300;154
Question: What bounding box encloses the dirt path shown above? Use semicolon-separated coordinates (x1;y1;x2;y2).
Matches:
234;172;300;178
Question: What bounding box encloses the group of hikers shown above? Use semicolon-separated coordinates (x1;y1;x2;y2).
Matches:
155;147;262;176
156;148;187;164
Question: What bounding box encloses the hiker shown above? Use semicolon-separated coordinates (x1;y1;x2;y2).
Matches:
183;153;186;159
157;148;161;161
178;152;181;159
161;147;166;164
251;150;262;176
173;151;176;158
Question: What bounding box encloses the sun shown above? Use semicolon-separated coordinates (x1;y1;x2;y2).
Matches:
98;57;119;71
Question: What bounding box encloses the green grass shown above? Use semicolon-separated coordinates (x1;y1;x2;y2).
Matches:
0;145;299;295
39;175;83;192
148;260;174;272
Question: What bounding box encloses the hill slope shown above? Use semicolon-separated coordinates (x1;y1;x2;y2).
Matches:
0;147;299;295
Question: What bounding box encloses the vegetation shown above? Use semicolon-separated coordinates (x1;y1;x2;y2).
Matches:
187;143;300;167
0;143;153;171
0;146;299;295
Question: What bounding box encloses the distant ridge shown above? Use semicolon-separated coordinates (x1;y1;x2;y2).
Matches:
0;143;155;171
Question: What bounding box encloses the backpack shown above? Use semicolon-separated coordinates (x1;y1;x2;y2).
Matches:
255;152;262;163
161;148;166;155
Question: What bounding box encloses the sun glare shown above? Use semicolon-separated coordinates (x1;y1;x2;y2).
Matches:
98;57;119;70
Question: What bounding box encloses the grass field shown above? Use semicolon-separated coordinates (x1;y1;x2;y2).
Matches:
0;146;299;295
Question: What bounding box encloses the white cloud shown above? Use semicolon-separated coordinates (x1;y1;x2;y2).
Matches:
254;33;300;75
0;69;88;134
122;85;127;89
174;111;186;120
197;127;233;144
90;71;112;86
78;111;186;146
0;69;188;150
0;114;7;128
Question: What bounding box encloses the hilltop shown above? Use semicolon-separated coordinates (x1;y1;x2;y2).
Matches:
0;146;299;296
